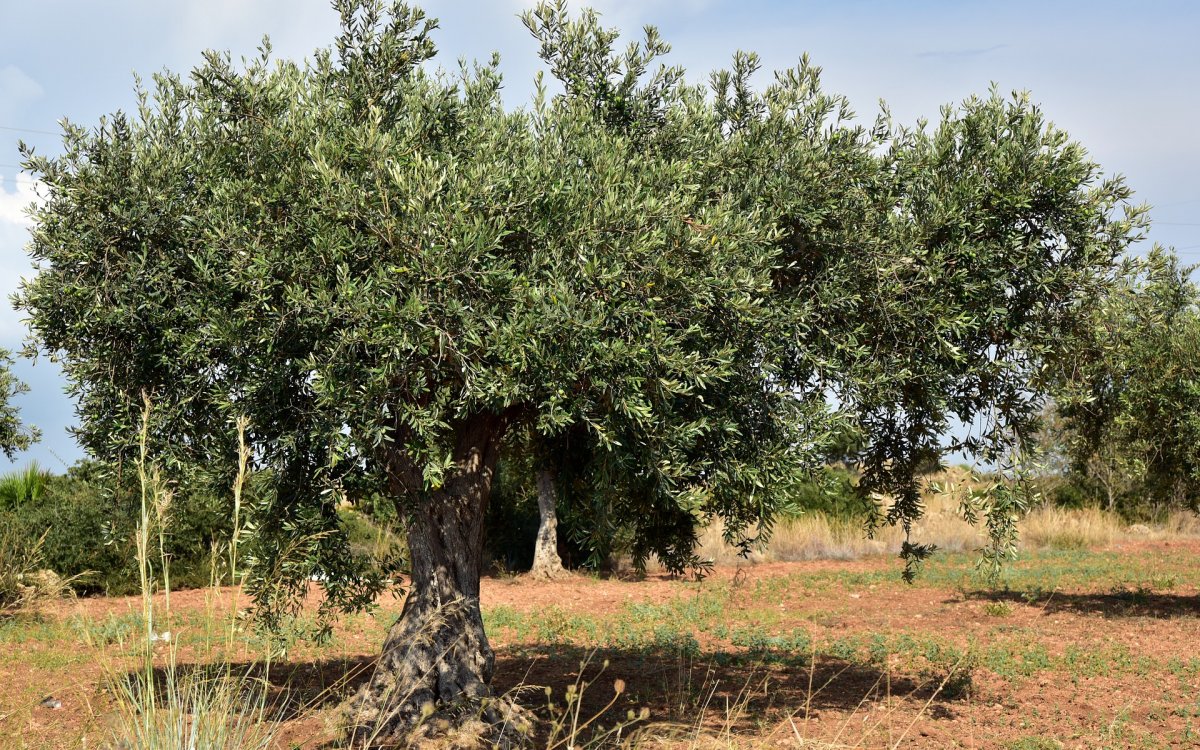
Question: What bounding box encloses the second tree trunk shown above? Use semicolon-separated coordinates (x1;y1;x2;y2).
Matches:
529;466;568;580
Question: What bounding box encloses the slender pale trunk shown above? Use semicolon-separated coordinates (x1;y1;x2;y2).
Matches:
529;466;568;580
345;413;526;747
1099;457;1116;512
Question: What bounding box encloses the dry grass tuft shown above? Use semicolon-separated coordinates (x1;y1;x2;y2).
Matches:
1020;506;1121;550
1147;510;1200;537
0;527;80;616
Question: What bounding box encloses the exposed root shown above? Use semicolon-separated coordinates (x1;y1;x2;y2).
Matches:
525;563;573;582
347;695;533;749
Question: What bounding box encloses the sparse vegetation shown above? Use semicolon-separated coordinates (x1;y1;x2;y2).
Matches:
4;536;1200;748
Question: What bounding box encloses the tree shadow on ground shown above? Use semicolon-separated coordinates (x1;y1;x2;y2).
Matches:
492;644;968;737
960;588;1200;618
117;656;374;721
124;641;969;746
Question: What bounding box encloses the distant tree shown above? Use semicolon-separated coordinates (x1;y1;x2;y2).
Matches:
1050;248;1200;512
0;350;37;461
16;1;1145;744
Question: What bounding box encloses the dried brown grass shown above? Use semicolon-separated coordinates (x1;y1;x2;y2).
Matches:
1019;506;1121;550
691;470;1200;566
0;526;80;616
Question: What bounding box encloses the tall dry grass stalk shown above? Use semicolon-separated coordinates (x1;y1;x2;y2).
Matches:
229;415;250;585
108;666;279;750
104;398;280;750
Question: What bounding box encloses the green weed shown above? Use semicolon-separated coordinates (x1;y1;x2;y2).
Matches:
984;601;1014;616
1007;738;1063;750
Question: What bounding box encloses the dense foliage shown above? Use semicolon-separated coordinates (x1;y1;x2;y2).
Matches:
1049;248;1200;513
0;462;235;595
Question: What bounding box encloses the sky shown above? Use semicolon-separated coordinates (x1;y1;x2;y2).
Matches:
0;0;1198;470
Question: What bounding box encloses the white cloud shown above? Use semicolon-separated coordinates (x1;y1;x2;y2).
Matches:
0;176;37;227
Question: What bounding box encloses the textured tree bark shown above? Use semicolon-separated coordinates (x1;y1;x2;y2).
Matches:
345;413;527;748
529;466;569;580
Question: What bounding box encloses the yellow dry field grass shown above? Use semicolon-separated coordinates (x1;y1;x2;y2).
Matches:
689;469;1200;567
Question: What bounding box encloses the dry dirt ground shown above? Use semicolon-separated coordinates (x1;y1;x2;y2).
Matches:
2;539;1198;749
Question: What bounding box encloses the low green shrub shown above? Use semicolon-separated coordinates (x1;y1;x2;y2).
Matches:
4;487;134;595
789;466;870;520
1035;475;1102;510
1;462;234;595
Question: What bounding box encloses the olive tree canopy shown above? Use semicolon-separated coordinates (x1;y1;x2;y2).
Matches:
16;1;1145;743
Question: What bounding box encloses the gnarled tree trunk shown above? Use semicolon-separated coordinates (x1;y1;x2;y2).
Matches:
529;466;568;580
345;413;526;748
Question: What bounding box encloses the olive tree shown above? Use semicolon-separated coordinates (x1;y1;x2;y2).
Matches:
16;1;1144;744
1050;248;1200;511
